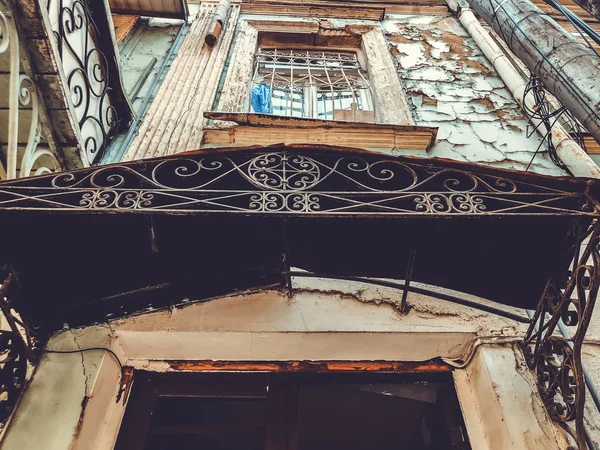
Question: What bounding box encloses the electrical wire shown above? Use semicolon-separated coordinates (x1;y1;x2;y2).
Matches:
485;0;596;172
523;74;576;173
544;0;600;57
487;0;600;128
441;335;523;369
43;347;124;371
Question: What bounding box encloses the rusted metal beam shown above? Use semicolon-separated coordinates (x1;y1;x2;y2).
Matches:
467;0;600;144
167;360;453;373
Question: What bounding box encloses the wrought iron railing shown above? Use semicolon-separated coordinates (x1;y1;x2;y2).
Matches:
45;0;123;165
524;220;600;449
0;0;61;179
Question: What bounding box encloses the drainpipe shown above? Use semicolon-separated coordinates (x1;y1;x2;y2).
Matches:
205;0;230;47
466;0;600;146
447;0;600;178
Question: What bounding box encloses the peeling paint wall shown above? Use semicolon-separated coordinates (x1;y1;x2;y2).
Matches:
112;6;571;177
383;15;566;176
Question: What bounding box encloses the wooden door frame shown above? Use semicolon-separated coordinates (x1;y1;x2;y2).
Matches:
114;361;456;450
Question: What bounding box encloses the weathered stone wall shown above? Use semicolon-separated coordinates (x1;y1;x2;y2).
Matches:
384;15;566;176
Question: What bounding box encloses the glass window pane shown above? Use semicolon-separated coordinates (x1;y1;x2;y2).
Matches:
252;50;373;120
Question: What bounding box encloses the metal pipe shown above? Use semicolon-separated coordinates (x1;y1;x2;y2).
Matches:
466;0;600;145
447;0;600;178
205;0;231;48
211;16;240;112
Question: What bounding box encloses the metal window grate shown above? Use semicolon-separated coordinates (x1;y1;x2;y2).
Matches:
251;49;373;120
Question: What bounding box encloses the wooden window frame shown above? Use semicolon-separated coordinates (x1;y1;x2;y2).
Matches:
250;48;375;121
218;20;414;126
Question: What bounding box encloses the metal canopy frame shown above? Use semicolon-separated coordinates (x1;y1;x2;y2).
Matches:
0;144;597;216
0;144;599;448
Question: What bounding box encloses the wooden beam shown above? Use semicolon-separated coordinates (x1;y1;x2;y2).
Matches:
203;112;437;151
584;136;600;154
167;360;453;373
112;14;140;43
240;3;386;20
246;19;319;33
237;0;449;15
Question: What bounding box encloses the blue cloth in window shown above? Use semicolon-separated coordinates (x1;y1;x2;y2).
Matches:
252;83;272;114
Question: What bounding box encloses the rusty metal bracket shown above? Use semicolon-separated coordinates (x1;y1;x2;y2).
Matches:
0;267;30;425
400;249;416;313
523;219;600;449
0;267;36;363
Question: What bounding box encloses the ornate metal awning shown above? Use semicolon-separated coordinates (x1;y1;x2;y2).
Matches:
0;143;598;326
0;144;599;447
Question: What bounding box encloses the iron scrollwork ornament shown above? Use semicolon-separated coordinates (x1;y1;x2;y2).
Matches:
0;149;597;216
46;0;119;165
0;269;28;426
523;220;600;449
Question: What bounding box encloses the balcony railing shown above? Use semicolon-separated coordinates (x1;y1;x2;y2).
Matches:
46;0;130;166
0;0;132;180
0;0;60;179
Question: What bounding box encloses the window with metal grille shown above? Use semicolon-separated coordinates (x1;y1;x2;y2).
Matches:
250;49;375;121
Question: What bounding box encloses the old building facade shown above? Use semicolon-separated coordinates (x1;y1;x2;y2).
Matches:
1;0;600;449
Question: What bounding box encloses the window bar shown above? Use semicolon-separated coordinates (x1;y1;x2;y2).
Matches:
323;52;336;119
357;68;375;111
289;50;294;117
339;64;358;112
337;53;345;111
306;51;314;118
270;49;277;113
252;52;260;112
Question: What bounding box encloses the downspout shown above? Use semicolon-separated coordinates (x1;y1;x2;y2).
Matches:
205;0;231;47
211;17;239;112
447;0;600;178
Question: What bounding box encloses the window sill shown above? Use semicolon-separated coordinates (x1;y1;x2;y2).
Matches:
202;112;437;153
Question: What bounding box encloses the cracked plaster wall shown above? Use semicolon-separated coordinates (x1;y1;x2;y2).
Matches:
383;15;567;176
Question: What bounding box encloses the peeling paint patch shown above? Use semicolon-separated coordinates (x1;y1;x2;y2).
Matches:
384;15;566;176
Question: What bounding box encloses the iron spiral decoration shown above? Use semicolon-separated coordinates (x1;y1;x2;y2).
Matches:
0;267;30;427
47;0;119;165
523;220;600;449
0;330;26;425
